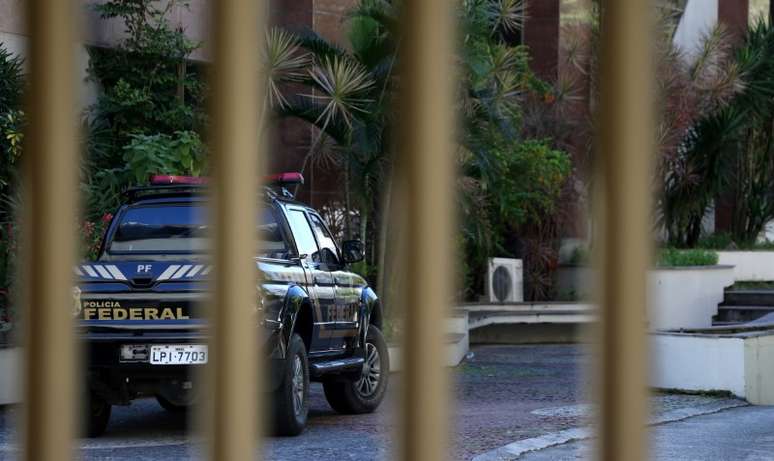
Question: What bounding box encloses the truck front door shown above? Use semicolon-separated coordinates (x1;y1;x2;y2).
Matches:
284;206;335;354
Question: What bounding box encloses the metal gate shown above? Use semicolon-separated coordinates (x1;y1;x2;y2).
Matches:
21;0;652;460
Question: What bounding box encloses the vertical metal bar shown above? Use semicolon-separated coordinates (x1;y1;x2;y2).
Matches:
23;0;78;459
397;1;455;460
208;1;262;460
596;1;653;460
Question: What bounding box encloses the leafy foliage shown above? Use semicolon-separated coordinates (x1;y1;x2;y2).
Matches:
0;44;24;321
723;20;774;243
84;0;207;218
657;248;719;267
0;44;24;203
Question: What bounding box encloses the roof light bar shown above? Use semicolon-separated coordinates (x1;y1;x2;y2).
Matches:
150;175;208;185
147;172;303;187
265;172;304;186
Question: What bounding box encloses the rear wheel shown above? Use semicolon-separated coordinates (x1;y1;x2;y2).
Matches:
86;393;111;437
271;333;309;436
323;325;389;414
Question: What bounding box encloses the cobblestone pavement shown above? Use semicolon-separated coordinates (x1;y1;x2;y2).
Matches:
0;344;752;460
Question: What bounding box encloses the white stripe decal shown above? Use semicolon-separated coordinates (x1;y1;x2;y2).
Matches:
157;265;181;281
73;266;83;276
186;265;203;277
94;265;113;279
171;265;192;280
202;265;212;276
106;265;127;281
82;265;98;278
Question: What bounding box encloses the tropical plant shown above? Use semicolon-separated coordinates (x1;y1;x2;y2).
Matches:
265;0;397;277
722;19;774;243
0;44;24;323
85;0;207;218
268;0;571;301
0;44;24;215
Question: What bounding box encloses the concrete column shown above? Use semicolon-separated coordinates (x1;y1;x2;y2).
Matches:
718;0;749;43
524;0;560;81
714;0;749;233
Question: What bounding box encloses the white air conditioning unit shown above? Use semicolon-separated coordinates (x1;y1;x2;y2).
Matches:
486;258;523;303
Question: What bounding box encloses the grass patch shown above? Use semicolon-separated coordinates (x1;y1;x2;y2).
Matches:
732;281;774;290
657;248;719;267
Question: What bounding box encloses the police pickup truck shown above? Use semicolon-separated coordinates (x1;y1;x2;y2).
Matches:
76;173;388;436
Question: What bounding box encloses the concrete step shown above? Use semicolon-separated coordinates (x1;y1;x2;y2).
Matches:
715;305;774;323
723;290;774;307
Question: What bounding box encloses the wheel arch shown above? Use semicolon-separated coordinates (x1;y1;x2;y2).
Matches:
282;284;314;354
360;287;382;346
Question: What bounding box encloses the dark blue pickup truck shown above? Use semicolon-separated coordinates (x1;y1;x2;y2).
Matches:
75;174;388;436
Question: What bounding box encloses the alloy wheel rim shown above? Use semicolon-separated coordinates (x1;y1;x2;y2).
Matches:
292;355;304;415
356;342;381;398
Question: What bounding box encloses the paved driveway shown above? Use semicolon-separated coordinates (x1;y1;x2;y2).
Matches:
0;344;763;460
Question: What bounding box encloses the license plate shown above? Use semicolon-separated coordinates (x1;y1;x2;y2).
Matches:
150;344;208;365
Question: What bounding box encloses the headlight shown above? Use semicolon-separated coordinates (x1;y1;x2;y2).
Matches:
72;286;82;317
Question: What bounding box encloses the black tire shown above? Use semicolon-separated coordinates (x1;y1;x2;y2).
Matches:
272;333;309;436
323;325;389;414
86;393;111;437
156;395;188;413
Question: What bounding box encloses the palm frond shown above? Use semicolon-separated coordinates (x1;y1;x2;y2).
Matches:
295;30;347;61
303;56;375;130
263;28;311;109
485;0;528;36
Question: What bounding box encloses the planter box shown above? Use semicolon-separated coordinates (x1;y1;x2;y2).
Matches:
648;265;734;331
717;251;774;281
651;328;774;404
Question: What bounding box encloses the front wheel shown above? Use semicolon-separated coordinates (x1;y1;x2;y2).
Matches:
85;393;111;437
271;333;309;436
323;325;389;414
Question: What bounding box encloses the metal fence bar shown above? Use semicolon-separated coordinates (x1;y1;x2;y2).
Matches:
397;1;455;460
23;0;78;459
208;1;262;460
596;0;653;460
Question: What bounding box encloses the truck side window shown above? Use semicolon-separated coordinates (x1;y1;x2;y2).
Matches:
257;209;290;259
286;209;320;261
308;213;340;267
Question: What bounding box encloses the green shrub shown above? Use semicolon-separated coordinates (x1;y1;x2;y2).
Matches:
658;248;719;267
696;232;735;250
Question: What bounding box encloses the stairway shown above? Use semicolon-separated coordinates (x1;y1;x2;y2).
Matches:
714;288;774;325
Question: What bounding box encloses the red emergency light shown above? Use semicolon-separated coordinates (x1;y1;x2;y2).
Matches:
265;172;304;186
150;175;208;185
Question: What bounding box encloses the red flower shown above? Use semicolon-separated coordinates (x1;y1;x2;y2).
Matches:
101;213;114;225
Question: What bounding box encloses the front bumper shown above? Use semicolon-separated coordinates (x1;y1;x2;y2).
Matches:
80;326;284;403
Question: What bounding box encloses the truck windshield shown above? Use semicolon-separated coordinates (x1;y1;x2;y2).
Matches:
109;205;289;257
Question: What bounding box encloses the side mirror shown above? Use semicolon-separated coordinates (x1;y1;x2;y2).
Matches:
342;240;365;264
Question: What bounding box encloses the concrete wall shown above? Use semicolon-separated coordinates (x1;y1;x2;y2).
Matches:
673;0;719;58
651;333;746;397
651;330;774;405
648;266;735;331
717;251;774;281
744;333;774;405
